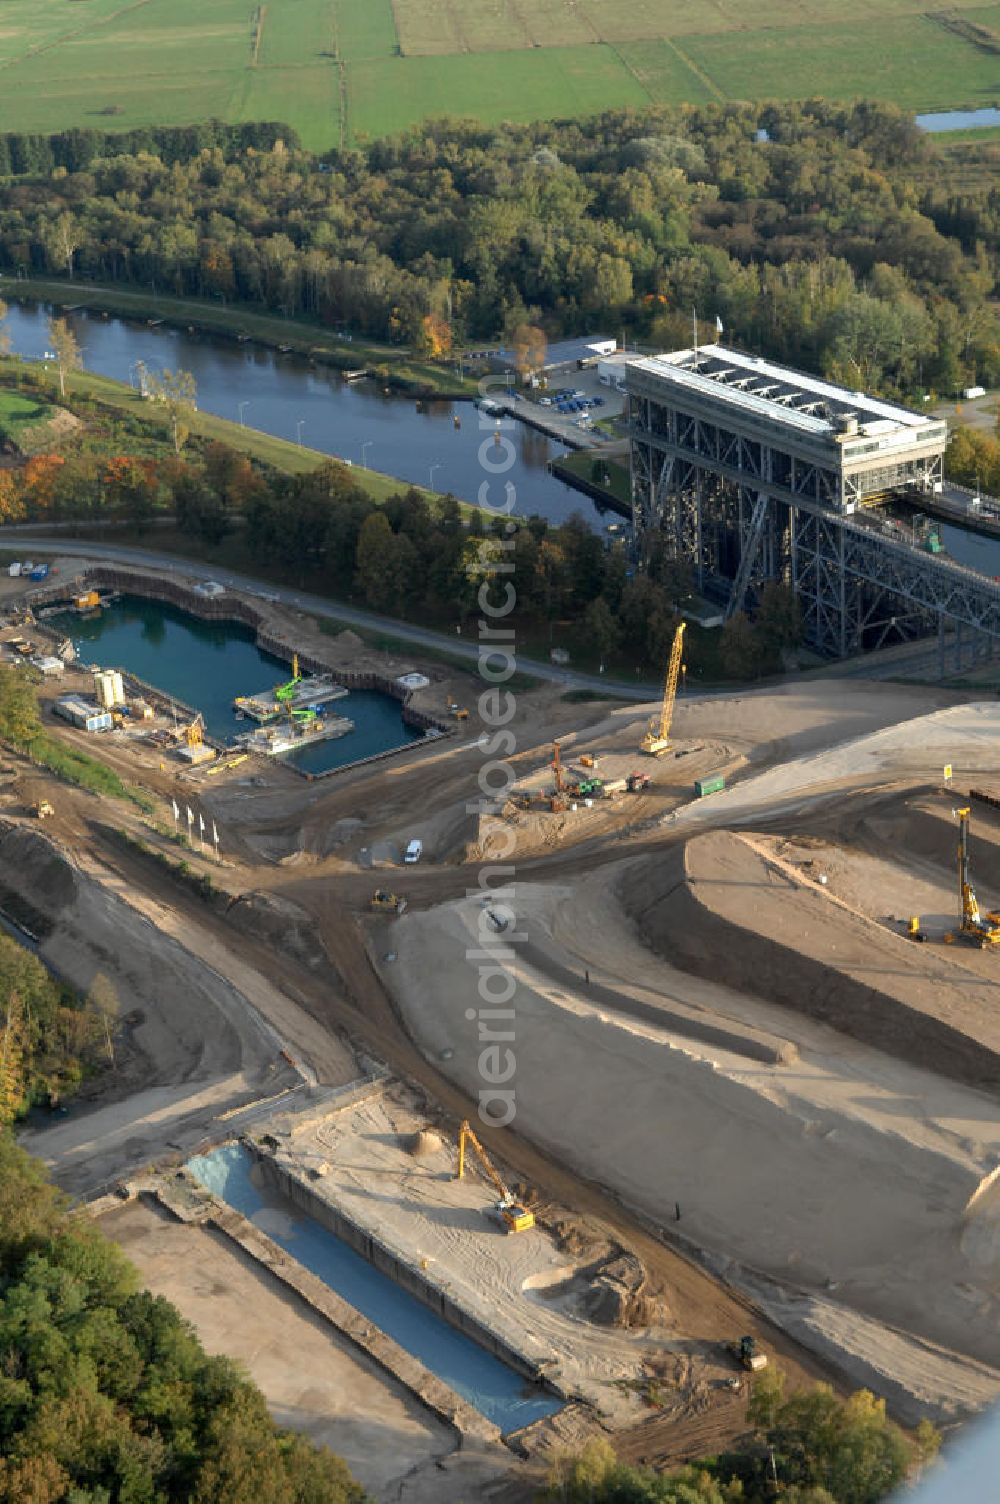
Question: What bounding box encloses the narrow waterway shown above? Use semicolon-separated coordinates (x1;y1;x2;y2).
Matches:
48;595;421;775
917;107;1000;132
187;1142;562;1433
0;299;605;525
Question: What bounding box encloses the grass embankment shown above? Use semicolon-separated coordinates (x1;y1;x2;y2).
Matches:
0;663;152;810
0;358;454;509
554;450;631;509
26;730;153;812
3;276;477;398
0;387;57;450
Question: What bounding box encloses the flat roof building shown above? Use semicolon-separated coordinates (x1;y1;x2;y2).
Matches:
625;346;964;659
627;346;946;520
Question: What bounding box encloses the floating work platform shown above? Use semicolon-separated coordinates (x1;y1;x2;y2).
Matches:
234;712;354;758
233;674;348;723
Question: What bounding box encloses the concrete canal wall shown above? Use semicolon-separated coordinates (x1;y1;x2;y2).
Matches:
248;1142;552;1388
143;1173;501;1445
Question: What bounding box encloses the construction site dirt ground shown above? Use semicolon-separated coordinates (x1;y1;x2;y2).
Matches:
242;1084;691;1427
10;564;1000;1476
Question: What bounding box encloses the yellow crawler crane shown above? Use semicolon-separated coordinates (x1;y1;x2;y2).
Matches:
183;713;205;748
947;806;1000;947
456;1120;534;1234
641;621;686;756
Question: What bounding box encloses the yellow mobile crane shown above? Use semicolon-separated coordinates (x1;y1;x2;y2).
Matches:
641;621;686;756
947;806;1000;947
456;1120;535;1234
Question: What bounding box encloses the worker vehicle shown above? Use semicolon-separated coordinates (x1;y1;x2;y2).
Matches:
456;1119;535;1233
33;800;54;819
627;771;651;792
404;838;423;864
448;704;470;721
946;807;1000;947
731;1335;768;1372
370;890;407;915
641;622;686;756
601;778;629;797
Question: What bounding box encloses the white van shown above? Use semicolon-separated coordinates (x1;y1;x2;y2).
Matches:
404;839;423;864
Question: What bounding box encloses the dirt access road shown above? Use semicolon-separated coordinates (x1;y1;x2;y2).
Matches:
13;563;987;1468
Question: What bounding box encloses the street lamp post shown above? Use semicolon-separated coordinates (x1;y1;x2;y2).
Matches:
296;419;305;447
239;401;249;428
429;462;442;491
361;440;372;469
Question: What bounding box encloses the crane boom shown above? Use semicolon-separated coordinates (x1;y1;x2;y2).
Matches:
456;1120;535;1233
641;621;686;756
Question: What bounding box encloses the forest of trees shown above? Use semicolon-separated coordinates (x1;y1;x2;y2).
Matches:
0;1133;367;1503
0;932;105;1124
0;102;997;397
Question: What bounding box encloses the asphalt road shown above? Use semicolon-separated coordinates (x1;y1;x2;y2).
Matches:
0;531;661;700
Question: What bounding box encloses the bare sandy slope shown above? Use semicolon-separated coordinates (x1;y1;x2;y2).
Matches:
670;701;1000;828
101;1198;459;1503
384;885;1000;1420
622;831;1000;1090
4;821;355;1191
671;680;967;768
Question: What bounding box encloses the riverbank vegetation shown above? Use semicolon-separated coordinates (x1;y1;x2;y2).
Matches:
0;347;451;504
0;1133;368;1501
0;103;998;399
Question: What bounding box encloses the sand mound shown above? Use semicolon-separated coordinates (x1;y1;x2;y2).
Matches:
332;629;363;652
226;891;329;971
0;819;78;912
408;1128;443;1156
619;831;1000;1091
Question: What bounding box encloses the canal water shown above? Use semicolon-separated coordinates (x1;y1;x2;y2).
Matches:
941;522;1000;578
49;595;421;775
917;107;1000;133
0;299;599;526
187;1142;562;1433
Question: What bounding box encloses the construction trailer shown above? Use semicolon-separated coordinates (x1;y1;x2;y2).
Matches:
54;697;112;733
624;347;1000;666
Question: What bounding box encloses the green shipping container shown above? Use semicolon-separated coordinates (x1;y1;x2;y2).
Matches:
694;774;725;797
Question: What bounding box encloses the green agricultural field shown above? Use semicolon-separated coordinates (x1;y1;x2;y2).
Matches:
3;0;1000;149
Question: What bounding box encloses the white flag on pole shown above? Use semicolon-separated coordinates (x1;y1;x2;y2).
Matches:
212;821;219;845
198;813;205;835
715;315;724;336
172;798;179;822
186;805;194;827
